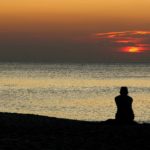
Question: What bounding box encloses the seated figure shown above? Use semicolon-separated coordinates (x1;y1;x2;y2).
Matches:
115;87;134;123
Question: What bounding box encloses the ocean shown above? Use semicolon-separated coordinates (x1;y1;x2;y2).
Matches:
0;63;149;122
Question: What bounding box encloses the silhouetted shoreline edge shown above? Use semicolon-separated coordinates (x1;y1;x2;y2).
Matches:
0;112;149;150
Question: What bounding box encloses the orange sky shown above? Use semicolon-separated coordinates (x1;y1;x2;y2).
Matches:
1;0;150;33
0;0;150;62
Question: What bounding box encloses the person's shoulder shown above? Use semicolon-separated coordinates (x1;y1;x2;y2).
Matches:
115;95;121;100
127;95;133;100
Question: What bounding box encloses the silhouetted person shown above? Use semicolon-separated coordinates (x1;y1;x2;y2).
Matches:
115;87;134;123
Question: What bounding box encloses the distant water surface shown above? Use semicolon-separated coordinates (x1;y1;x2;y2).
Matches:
0;63;149;122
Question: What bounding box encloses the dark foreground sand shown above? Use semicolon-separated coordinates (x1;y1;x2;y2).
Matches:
0;113;149;150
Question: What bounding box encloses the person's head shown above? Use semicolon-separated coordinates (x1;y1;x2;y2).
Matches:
120;87;128;95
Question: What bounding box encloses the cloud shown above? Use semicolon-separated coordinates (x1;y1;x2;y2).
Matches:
94;31;150;53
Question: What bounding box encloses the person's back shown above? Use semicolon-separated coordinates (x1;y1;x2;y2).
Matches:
115;87;134;123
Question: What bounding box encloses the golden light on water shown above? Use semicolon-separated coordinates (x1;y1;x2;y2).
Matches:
0;75;150;121
0;63;150;122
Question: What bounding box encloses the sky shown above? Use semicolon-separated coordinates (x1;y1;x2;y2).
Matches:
1;0;150;62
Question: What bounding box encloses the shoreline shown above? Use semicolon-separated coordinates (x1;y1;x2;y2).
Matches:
0;112;149;149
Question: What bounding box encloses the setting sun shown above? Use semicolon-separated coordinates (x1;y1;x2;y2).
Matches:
122;46;143;53
128;47;140;53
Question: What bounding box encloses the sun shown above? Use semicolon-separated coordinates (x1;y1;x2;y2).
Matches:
128;47;140;53
122;46;143;53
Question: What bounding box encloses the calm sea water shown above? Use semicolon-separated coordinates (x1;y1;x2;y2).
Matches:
0;63;149;122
